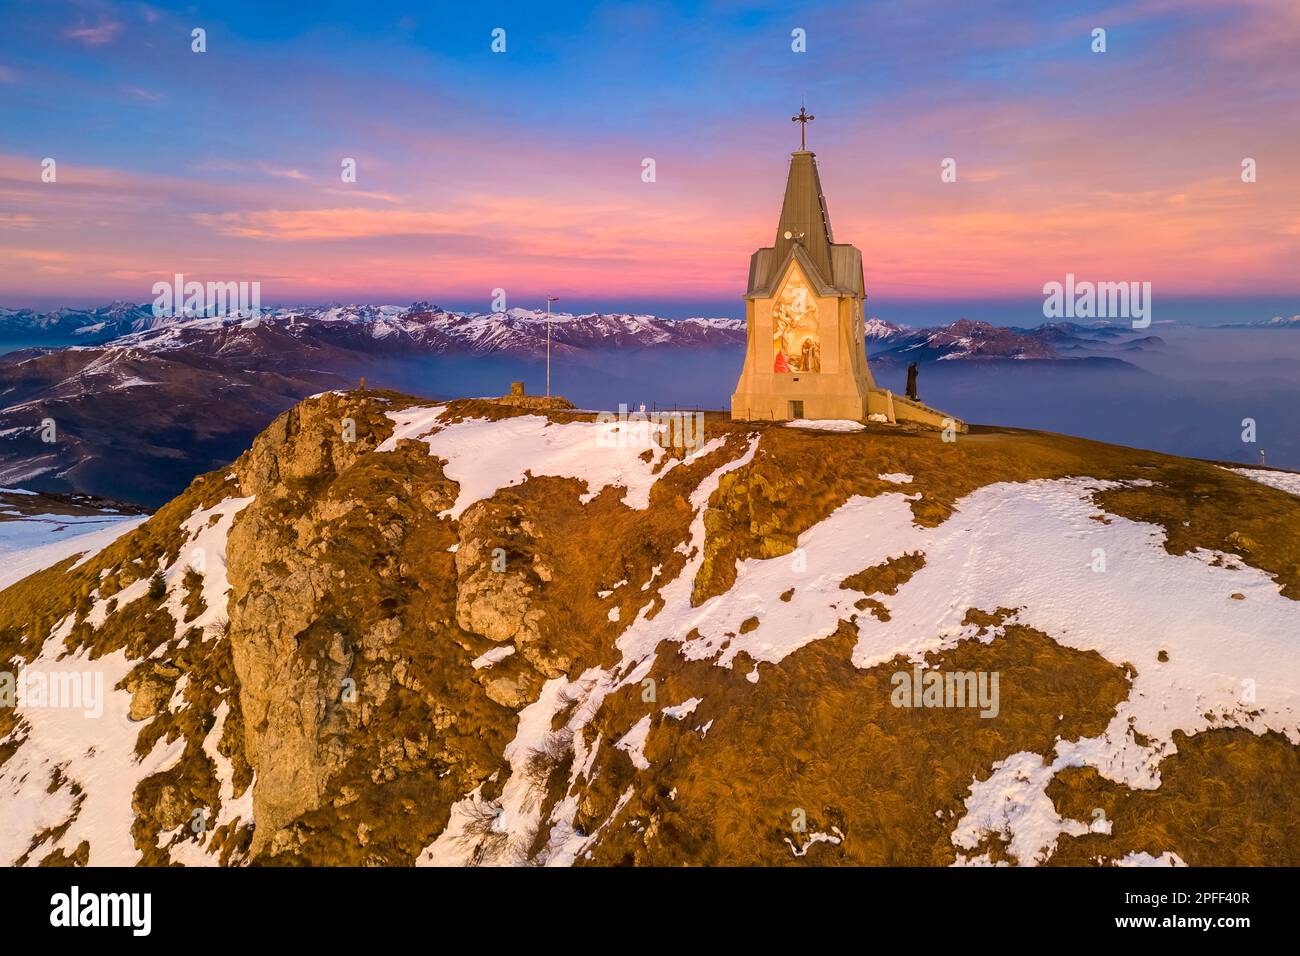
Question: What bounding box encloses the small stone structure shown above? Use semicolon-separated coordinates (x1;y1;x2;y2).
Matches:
488;381;574;410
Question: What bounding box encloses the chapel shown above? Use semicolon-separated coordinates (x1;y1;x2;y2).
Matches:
730;109;965;433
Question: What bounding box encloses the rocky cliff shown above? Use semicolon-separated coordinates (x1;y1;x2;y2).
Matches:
2;392;1299;866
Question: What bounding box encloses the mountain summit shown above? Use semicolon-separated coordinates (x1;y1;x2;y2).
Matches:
2;391;1298;865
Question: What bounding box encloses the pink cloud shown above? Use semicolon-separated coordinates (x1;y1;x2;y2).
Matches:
63;17;123;47
255;163;311;182
194;207;461;241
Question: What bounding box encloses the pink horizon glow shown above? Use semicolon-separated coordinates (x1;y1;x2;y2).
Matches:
4;141;1296;308
2;0;1298;310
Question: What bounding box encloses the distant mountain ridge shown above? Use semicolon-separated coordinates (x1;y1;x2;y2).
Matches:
861;317;1157;364
0;302;746;353
1225;314;1300;329
0;301;164;339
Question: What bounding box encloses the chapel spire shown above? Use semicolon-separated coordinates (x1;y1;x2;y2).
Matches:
770;131;835;288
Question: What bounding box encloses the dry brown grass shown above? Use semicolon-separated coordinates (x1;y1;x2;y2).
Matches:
841;551;926;596
578;619;1135;865
181;568;206;622
1046;729;1300;866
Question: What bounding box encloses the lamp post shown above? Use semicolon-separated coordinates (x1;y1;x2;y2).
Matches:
545;296;560;397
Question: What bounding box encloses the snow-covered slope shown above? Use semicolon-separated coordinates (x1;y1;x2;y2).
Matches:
0;489;147;590
0;512;146;591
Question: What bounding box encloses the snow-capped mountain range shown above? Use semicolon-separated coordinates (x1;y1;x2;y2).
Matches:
0;302;746;355
860;317;1157;364
0;301;166;339
1235;314;1300;328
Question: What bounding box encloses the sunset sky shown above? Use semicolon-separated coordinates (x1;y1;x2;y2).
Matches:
1;0;1297;321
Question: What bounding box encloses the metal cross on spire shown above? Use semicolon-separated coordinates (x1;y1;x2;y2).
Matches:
791;105;814;150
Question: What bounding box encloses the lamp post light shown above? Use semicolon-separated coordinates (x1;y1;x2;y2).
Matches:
545;296;560;397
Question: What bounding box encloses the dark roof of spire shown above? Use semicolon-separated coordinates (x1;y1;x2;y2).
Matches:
745;150;864;299
774;150;834;275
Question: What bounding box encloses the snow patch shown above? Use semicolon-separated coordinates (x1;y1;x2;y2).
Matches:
0;647;186;866
615;715;652;770
159;496;255;644
1116;850;1187;867
662;697;701;720
785;419;866;432
471;645;516;670
381;407;719;519
375;404;448;452
1224;466;1300;497
785;826;844;857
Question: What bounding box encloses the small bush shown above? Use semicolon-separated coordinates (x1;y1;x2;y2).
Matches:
522;726;575;791
457;799;508;865
181;568;206;622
